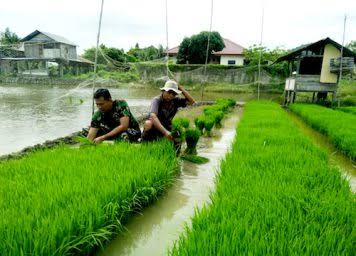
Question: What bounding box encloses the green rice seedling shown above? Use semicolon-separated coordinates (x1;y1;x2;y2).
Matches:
75;136;94;147
336;106;356;115
172;117;190;141
204;108;224;127
0;140;177;255
216;98;236;108
290;103;356;160
171;101;355;255
184;128;201;155
181;154;209;164
203;117;215;136
194;116;205;133
212;110;224;127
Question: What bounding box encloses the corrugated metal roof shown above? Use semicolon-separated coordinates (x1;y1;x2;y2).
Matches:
21;30;77;46
275;37;356;63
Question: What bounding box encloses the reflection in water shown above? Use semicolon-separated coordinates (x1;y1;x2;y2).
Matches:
97;109;242;256
287;111;356;192
0;83;274;156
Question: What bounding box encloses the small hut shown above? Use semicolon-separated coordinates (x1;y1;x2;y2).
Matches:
274;37;356;104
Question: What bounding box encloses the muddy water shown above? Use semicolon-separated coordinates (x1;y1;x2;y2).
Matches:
287;111;356;192
97;109;242;256
0;83;275;156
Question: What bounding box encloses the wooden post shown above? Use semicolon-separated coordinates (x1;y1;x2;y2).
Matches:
332;91;337;102
292;91;297;103
312;92;315;102
59;62;63;78
76;64;79;76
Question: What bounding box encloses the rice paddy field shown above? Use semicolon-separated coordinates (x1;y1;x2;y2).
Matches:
290;104;356;160
170;101;355;255
336;106;356;115
0;141;177;255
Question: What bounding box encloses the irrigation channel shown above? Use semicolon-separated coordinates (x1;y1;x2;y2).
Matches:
0;83;276;156
96;109;242;256
286;110;356;193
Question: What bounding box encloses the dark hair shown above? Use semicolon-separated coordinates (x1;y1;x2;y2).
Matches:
94;88;111;100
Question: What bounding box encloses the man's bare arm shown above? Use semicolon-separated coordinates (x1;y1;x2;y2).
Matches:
150;113;174;140
87;127;99;142
178;84;195;105
93;116;129;144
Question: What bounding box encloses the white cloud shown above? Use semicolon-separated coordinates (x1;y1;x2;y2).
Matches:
1;0;355;54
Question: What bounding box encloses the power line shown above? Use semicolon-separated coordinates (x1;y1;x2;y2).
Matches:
92;0;105;116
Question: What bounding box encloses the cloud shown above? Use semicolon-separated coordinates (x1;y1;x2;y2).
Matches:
1;0;355;54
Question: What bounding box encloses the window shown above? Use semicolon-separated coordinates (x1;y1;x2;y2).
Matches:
228;60;236;65
43;43;59;49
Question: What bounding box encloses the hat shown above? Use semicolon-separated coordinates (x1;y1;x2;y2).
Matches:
160;80;182;94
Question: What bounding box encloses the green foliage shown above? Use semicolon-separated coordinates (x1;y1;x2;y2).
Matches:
243;45;289;77
177;31;225;64
243;45;287;65
171;102;355;255
346;40;356;53
0;27;20;45
0;141;177;255
184;128;201;155
75;68;139;83
83;44;137;64
290;104;356;160
127;44;165;61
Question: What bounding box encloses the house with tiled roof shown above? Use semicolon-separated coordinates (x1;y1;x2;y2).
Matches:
166;38;245;66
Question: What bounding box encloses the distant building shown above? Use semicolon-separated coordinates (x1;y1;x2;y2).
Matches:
166;38;245;66
274;37;356;104
0;30;93;77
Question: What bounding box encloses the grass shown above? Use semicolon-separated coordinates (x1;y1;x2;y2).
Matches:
290;103;356;160
0;141;177;255
170;101;355;255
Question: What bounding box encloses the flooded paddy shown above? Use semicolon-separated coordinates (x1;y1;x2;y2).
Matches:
97;109;242;256
287;110;356;192
0;83;274;156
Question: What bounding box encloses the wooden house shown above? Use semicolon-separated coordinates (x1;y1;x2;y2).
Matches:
0;30;93;77
274;37;356;104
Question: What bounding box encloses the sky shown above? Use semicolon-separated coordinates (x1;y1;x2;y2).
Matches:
1;0;355;54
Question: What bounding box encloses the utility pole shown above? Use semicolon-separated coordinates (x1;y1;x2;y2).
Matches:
335;14;347;103
257;7;264;101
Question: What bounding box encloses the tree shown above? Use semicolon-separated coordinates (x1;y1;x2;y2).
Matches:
243;45;289;77
346;41;356;53
127;45;162;61
83;44;130;64
82;44;107;64
243;45;287;66
0;27;20;45
177;31;225;64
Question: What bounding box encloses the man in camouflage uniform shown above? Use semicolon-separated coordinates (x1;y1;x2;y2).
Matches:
87;88;141;144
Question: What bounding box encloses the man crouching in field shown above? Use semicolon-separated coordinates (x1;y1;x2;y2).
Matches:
142;80;195;142
87;88;141;144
